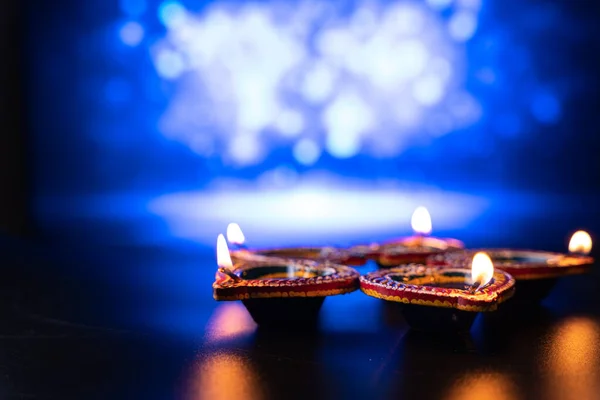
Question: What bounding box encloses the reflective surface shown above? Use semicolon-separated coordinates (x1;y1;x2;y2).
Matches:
2;206;600;400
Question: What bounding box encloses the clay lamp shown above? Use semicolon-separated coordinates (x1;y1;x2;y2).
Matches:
349;207;464;267
213;234;360;327
226;223;366;266
360;252;515;331
427;231;594;303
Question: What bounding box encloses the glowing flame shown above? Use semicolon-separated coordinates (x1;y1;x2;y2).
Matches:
217;234;233;269
568;230;592;254
411;206;432;235
227;222;246;245
471;252;494;289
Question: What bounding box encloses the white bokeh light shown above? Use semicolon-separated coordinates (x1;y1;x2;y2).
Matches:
151;0;483;165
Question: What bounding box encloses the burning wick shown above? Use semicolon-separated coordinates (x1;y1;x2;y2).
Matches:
411;206;432;246
468;252;494;293
568;230;592;255
216;233;241;281
227;222;247;250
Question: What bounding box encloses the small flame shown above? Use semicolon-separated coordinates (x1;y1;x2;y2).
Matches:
227;222;246;245
471;252;494;289
217;234;233;269
568;230;592;254
411;206;432;235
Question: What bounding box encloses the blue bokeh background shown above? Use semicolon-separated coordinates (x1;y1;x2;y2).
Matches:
28;0;600;247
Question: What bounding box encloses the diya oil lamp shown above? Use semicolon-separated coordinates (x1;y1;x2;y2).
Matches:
213;234;360;327
226;223;367;266
427;231;594;303
350;207;464;267
360;252;515;332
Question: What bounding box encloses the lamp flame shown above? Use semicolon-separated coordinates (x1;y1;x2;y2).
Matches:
217;234;233;269
411;206;432;235
471;252;494;289
568;230;592;254
227;222;246;245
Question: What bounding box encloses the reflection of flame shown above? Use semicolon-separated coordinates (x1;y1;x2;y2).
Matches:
568;230;592;254
217;234;233;269
183;353;262;400
227;222;246;245
445;371;519;400
411;206;432;235
471;252;494;289
543;317;600;400
205;303;256;344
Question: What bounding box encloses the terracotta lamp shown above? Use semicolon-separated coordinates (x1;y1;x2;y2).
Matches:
360;252;515;331
428;231;594;303
226;223;367;266
349;207;464;267
213;234;360;326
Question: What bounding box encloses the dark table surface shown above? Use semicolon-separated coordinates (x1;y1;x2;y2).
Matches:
2;196;600;400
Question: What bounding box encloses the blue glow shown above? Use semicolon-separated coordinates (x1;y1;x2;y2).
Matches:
494;113;521;138
119;0;147;17
104;77;132;105
448;10;478;41
119;21;144;46
154;49;184;79
30;0;600;249
157;1;186;28
531;91;562;124
293;139;321;166
426;0;453;10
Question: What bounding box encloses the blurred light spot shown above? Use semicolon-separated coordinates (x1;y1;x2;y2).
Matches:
413;75;444;106
324;91;373;158
367;39;429;88
426;0;453;10
384;3;426;35
275;109;305;137
543;317;600;400
350;7;377;37
158;1;186;28
457;0;482;12
531;91;561;124
429;57;453;82
301;62;336;104
293;139;321;166
187;353;262;400
119;21;144;46
104;78;132;105
205;303;256;344
448;11;478;41
119;0;147;17
155;49;185;79
444;371;519;400
229;134;263;165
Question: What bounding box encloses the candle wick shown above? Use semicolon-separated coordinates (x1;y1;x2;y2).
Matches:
468;281;481;294
218;267;241;282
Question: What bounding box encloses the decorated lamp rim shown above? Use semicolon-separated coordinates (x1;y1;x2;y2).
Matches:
213;259;360;301
230;245;359;263
427;248;594;279
380;237;465;254
359;264;515;312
